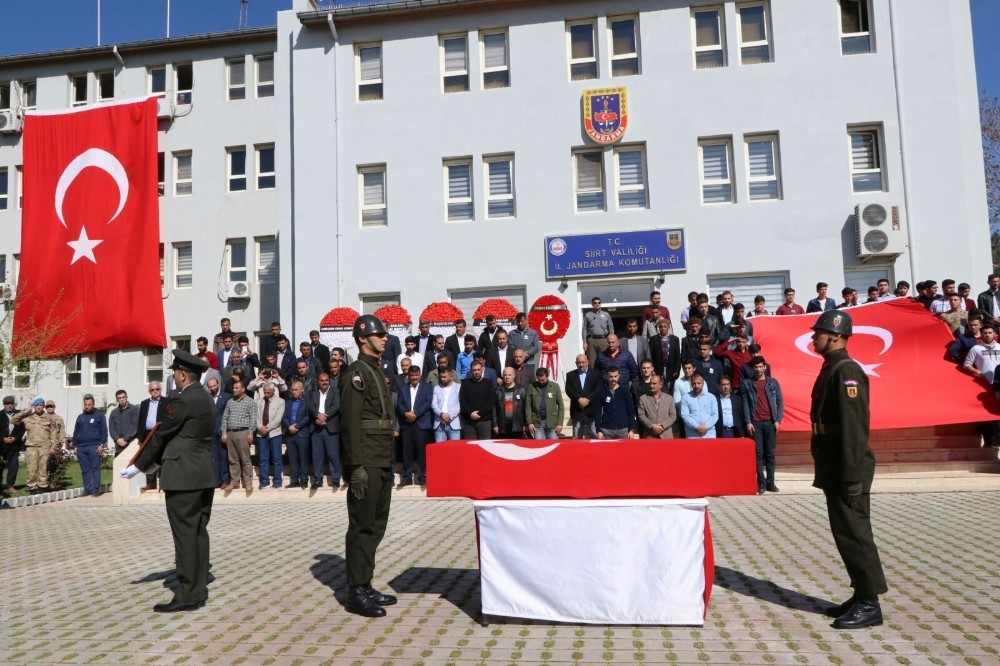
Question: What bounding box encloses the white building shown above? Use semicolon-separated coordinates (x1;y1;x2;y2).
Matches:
0;0;991;418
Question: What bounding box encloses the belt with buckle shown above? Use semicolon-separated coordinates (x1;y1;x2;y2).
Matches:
360;419;394;430
588;334;608;339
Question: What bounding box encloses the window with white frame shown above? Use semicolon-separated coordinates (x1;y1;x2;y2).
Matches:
699;138;734;204
0;255;6;284
175;63;193;105
227;147;247;192
359;165;387;227
256;236;277;284
441;35;469;93
745;134;781;200
615;145;647;209
93;350;110;386
97;70;114;101
738;2;771;64
159;243;165;287
256;144;275;189
445;158;474;221
840;0;873;55
174;151;192;196
0;168;7;211
21;80;36;109
64;355;82;387
0;81;10;110
174;243;193;288
157;152;165;197
227;239;248;282
227;57;246;100
610;16;640;77
171;336;192;353
70;73;88;106
481;30;510;89
357;43;383;101
692;8;726;69
145;347;164;384
13;360;30;389
255;55;274;97
568;20;598;80
148;66;166;96
574;149;605;212
484;155;515;218
15;166;22;209
848;126;884;192
361;293;401;315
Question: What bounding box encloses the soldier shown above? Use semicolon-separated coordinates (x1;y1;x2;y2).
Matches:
809;310;888;629
340;315;398;618
45;400;67;451
121;350;216;612
12;397;56;493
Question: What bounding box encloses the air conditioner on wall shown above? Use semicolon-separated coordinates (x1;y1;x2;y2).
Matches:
0;110;22;134
227;280;250;300
156;97;174;119
855;202;906;261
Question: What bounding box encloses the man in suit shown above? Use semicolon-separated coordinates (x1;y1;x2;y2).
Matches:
637;373;677;438
275;336;297;383
477;314;505;353
309;372;341;489
421;335;455;377
309;330;332;368
298;341;324;377
976;273;1000;326
282;380;312;489
510;349;535;388
714;377;746;438
121;350;216;613
649;318;681;395
254;381;285;490
380;322;403;379
487;330;515;381
205;377;231;488
395;365;433;486
565;354;600;439
137;382;166;492
260;321;283;358
444;319;470;359
216;332;238;369
621;318;650;366
1;396;26;493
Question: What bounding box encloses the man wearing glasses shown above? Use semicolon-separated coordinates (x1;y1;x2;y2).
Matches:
137;382;165;492
583;297;613;369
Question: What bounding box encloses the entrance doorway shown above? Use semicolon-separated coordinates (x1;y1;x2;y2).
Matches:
578;279;653;337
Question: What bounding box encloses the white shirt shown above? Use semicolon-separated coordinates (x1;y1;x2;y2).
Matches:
145;399;159;430
397;352;423;374
964;341;1000;383
408;384;420;410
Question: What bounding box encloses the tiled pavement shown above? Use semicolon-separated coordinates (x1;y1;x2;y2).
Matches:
3;490;1000;665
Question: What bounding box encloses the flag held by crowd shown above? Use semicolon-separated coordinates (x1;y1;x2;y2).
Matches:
14;97;165;357
753;299;1000;431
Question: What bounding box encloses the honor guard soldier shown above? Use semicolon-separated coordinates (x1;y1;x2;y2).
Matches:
340;315;398;617
809;310;888;629
121;350;216;612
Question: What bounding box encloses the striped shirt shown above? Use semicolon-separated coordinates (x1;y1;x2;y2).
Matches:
222;394;258;431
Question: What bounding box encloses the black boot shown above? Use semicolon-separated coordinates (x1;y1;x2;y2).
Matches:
831;599;882;629
823;596;856;618
344;585;386;617
366;584;397;606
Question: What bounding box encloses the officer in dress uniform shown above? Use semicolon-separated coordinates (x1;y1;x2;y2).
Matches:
809;310;888;629
340;315;398;618
121;350;216;613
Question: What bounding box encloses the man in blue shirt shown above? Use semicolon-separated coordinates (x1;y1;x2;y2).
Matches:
72;394;109;497
594;368;635;439
680;374;718;439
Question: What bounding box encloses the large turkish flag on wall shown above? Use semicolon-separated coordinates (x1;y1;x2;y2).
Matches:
14;98;165;357
752;299;1000;431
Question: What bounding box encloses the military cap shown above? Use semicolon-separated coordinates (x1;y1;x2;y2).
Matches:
168;349;210;373
45;399;56;407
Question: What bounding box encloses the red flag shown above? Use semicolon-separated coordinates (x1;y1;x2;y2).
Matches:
752;299;1000;431
14;98;165;358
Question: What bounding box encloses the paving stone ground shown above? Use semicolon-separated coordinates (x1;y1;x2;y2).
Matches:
2;491;1000;665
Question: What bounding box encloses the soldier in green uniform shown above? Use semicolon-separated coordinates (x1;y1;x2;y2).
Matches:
121;350;216;613
809;310;888;629
340;315;398;618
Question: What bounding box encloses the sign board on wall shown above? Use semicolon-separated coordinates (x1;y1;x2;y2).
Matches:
545;229;686;280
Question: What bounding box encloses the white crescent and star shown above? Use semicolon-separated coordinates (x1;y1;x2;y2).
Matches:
472;440;561;461
794;326;894;377
54;148;129;265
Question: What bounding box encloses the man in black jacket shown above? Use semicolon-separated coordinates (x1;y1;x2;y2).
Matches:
459;362;494;439
648;319;681;395
565;354;600;439
493;368;527;438
1;396;26;493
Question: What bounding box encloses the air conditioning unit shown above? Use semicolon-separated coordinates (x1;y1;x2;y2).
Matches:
156;97;174;119
0;110;22;134
227;280;250;300
0;283;14;301
855;202;906;260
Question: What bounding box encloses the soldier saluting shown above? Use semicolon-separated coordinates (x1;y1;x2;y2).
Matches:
809;310;888;629
340;315;398;617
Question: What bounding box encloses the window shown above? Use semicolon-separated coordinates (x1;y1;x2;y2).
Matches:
13;359;31;389
568;20;598;80
609;16;640;77
145;347;164;384
70;73;88;106
357;44;383;101
0;82;10;110
175;63;193;105
0;255;5;282
738;3;771;64
256;144;275;189
574;149;605;212
0;168;7;211
20;80;36;110
174;151;192;196
693;8;726;69
227;239;247;282
227;57;246;100
97;70;114;101
441;35;469;93
361;294;401;315
15;166;22;209
159;243;165;287
171;336;192;353
174;243;193;288
256;236;277;284
255;55;274;97
227;147;247;192
615;145;647;209
848;126;884;192
484;155;515;218
840;0;873;55
445;159;474;221
157;152;165;196
745;134;781;200
149;66;166;96
358;165;387;227
93;350;110;386
481;31;510;89
64;355;82;387
699;138;734;204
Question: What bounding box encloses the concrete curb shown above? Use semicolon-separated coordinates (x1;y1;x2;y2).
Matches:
0;482;110;509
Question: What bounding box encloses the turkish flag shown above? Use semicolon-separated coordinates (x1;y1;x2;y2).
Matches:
14;98;165;358
752;299;1000;431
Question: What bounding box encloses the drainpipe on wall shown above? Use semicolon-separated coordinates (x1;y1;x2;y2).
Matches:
887;0;917;282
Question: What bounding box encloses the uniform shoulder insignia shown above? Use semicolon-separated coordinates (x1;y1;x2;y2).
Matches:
351;372;365;391
166;404;178;415
843;379;858;398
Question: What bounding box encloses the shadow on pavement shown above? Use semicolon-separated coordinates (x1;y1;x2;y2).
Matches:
132;567;215;590
310;553;349;602
714;566;828;614
387;567;480;621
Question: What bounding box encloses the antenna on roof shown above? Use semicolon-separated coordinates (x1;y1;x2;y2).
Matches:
240;0;250;30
